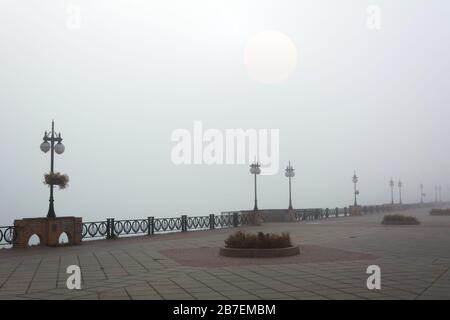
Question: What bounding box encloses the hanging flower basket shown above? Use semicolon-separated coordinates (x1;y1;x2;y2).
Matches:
44;172;69;189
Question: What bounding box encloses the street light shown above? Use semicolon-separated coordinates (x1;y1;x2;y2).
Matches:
435;185;439;203
389;178;395;205
438;185;442;202
285;161;295;210
398;179;403;205
250;161;261;211
352;171;359;206
420;183;425;203
40;120;65;218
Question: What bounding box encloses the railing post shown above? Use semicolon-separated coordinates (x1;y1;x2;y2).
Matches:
110;218;115;238
181;215;187;232
209;214;215;230
106;219;111;239
233;212;239;227
149;216;154;235
147;217;152;235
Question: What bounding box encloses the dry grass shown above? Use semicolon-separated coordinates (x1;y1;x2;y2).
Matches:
382;214;420;225
224;231;292;249
430;209;450;216
44;172;69;189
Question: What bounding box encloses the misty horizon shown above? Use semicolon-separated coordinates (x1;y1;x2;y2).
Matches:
1;0;450;224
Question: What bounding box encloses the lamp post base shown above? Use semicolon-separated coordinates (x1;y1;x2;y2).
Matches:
349;205;362;216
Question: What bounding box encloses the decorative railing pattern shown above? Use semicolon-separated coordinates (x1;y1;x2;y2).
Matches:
81;212;241;240
82;221;108;239
214;214;234;229
114;219;149;236
153;217;182;233
186;216;210;231
77;204;425;240
1;202;438;246
0;226;16;246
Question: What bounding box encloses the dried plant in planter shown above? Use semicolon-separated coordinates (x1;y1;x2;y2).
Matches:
44;172;69;189
430;209;450;216
382;214;419;225
225;231;292;249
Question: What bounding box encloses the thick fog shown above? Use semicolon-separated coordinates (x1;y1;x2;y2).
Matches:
1;0;449;224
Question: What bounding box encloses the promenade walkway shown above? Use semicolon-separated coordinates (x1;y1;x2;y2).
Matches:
0;208;449;300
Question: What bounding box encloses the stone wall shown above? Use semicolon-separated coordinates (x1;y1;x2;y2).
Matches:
13;217;82;248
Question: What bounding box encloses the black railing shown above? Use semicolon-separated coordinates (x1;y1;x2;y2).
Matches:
82;221;108;239
1;202;441;246
0;226;16;246
113;219;149;237
292;204;397;221
81;212;242;240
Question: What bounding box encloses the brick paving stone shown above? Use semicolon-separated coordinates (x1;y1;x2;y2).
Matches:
1;207;449;300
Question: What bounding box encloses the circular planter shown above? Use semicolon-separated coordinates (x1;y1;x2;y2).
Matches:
219;245;300;258
430;209;450;216
381;221;419;225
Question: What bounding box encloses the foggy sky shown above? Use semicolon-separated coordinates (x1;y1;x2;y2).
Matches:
1;0;450;224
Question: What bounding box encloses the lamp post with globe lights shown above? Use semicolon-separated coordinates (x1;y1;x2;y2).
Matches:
352;171;359;206
40;120;65;218
250;161;261;211
420;183;425;204
285;161;295;210
389;178;395;205
398;180;403;205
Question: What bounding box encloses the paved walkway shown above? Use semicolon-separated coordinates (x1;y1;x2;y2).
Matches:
0;208;449;300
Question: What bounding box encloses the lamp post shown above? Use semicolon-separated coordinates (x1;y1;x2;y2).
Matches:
389;178;395;205
250;161;261;211
40;120;65;218
435;185;438;203
438;185;442;202
352;171;359;206
285;161;295;210
398;179;403;205
420;183;424;203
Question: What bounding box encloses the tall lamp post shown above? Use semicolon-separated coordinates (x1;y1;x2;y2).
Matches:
389;178;395;205
40;120;65;218
420;183;425;203
398;179;403;205
435;185;439;203
438;185;442;202
352;171;359;206
250;161;261;211
285;161;295;210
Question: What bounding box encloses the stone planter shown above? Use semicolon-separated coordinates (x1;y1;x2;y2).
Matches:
381;220;419;225
219;245;300;258
430;209;450;216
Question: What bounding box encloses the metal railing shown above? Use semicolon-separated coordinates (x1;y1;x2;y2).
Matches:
81;211;245;240
0;226;16;246
1;202;441;246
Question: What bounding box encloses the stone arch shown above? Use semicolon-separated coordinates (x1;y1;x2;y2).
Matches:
58;231;70;245
28;234;41;247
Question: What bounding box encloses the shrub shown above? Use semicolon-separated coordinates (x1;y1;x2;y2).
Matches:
382;214;419;225
430;209;450;216
44;172;69;189
224;231;292;249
